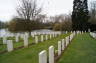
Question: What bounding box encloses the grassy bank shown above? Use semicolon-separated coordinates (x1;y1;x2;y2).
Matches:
58;33;96;63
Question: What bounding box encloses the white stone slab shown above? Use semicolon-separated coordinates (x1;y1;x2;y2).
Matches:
3;36;7;44
45;35;48;40
58;41;62;56
50;34;52;39
7;40;13;52
41;35;44;42
15;34;19;42
24;35;28;47
62;39;65;50
35;36;38;44
39;50;47;63
49;46;54;63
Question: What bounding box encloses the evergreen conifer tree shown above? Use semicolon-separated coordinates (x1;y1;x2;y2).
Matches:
72;0;89;31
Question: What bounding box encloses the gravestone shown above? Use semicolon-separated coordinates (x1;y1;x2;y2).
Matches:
7;40;13;52
3;35;7;44
39;50;47;63
41;35;44;42
88;29;91;32
58;41;62;56
49;46;54;63
45;35;48;40
35;36;38;44
50;34;52;39
15;34;19;42
66;31;68;34
61;39;65;50
65;36;69;46
24;35;28;47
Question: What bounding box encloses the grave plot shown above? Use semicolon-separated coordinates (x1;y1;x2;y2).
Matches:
0;32;58;53
0;33;70;63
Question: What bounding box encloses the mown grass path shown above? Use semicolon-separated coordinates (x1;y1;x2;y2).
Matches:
0;33;70;63
58;33;96;63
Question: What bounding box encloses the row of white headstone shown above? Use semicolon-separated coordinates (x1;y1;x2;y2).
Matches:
2;32;61;52
2;31;83;52
90;32;96;39
38;32;77;63
31;32;61;37
35;33;60;44
3;32;61;44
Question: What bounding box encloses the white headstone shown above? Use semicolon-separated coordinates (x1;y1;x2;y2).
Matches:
32;34;35;37
24;35;28;47
41;35;44;42
58;41;62;56
15;34;19;42
62;39;65;50
3;35;7;44
7;40;13;52
71;31;73;33
39;50;47;63
45;35;48;40
35;36;38;44
50;34;52;39
65;36;69;47
88;29;91;32
49;46;54;63
66;31;68;34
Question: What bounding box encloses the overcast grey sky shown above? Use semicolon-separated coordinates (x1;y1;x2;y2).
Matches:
0;0;94;21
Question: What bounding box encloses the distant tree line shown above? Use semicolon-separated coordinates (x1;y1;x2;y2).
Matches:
49;14;72;31
8;17;46;32
8;0;72;32
8;0;96;32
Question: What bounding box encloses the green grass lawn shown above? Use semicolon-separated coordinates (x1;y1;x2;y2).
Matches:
58;33;96;63
0;33;70;63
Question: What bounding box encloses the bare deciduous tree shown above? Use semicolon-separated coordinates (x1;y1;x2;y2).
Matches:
17;0;42;21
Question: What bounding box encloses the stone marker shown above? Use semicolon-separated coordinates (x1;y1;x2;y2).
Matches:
32;34;35;37
49;46;54;63
70;34;73;41
45;35;48;40
24;35;28;47
35;36;38;44
53;33;55;38
7;40;13;52
15;34;19;42
66;31;68;34
88;29;91;32
50;34;52;39
41;35;44;42
62;39;65;50
65;37;69;46
20;34;24;39
58;41;62;56
3;35;7;44
39;50;47;63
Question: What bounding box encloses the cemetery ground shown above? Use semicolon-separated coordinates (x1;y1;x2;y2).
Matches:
0;33;70;63
58;33;96;63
